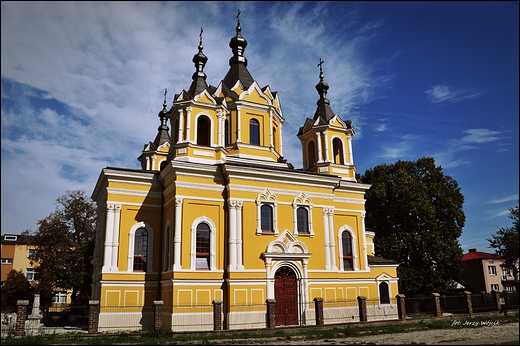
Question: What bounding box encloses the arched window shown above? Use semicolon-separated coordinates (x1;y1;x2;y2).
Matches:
261;204;273;232
133;228;148;272
197;115;210;146
307;141;316;169
249;119;260;145
196;222;210;269
342;230;353;271
296;207;309;233
379;282;390;304
333;138;344;164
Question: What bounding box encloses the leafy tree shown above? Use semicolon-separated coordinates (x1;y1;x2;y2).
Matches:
22;189;96;306
359;157;465;297
0;269;34;309
487;200;519;280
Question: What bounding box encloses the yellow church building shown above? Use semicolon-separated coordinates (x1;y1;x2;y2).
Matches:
91;15;399;332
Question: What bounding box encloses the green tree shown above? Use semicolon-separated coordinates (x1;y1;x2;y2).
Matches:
487;200;519;280
359;157;466;297
0;269;34;309
22;189;96;306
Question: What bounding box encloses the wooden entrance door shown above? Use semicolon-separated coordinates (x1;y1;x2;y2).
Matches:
274;266;298;326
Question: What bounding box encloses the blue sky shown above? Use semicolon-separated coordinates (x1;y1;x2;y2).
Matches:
1;1;518;254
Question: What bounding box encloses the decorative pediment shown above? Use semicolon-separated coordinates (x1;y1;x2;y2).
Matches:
376;272;393;280
266;230;309;254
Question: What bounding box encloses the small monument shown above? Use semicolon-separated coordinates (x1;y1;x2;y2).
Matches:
26;293;43;335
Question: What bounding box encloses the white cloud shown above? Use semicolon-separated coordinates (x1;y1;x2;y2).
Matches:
425;84;483;104
461;128;501;143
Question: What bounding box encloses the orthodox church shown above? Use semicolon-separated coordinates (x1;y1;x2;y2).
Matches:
91;14;399;332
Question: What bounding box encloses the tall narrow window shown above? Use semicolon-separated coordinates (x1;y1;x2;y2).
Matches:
272;126;277;151
296;207;309;233
197;115;210;146
250;119;260;145
379;282;390;304
342;230;353;270
133;228;148;271
333;138;344;164
307;141;316;169
196;223;210;269
261;204;273;232
173;118;179;143
225;119;230;145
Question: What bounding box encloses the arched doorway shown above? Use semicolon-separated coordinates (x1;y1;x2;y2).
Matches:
274;266;298;326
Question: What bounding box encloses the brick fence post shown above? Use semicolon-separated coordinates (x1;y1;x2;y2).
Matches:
357;296;367;322
491;290;501;312
16;300;29;337
313;297;324;325
396;294;406;320
463;291;473;315
213;300;223;331
153;300;164;331
266;299;276;328
88;300;99;334
432;293;442;316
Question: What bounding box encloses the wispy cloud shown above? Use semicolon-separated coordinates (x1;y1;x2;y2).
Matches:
425;84;484;104
487;195;519;204
461;128;502;143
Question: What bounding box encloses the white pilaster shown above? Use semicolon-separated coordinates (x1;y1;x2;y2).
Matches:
173;198;182;270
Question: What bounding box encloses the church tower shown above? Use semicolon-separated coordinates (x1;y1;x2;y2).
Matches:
137;90;171;171
164;13;287;169
298;59;356;181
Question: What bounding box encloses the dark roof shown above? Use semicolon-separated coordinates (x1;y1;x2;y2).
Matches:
1;234;34;245
367;255;399;265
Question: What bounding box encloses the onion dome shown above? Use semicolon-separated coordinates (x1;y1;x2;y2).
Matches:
313;58;336;121
222;9;254;89
187;28;209;97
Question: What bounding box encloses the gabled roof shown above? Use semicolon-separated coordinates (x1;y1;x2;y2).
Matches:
462;250;503;261
367;255;399;265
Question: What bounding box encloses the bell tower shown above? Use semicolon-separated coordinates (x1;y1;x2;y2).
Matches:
297;59;356;181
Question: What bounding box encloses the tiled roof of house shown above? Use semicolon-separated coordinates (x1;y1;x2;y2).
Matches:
462;249;503;261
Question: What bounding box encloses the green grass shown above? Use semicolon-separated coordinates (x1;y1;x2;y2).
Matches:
2;314;518;345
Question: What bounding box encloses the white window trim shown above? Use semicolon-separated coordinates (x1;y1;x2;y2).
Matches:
292;193;314;237
256;189;279;235
194;112;214;146
1;258;13;264
26;268;35;281
127;222;154;273
377;279;393;306
337;225;358;271
190;216;217;270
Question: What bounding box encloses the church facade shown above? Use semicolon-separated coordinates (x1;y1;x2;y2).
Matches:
91;16;399;332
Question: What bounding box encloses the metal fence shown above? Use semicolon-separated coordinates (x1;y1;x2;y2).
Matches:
2;291;518;337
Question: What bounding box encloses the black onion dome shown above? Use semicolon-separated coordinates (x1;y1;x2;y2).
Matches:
223;10;254;90
313;59;336;121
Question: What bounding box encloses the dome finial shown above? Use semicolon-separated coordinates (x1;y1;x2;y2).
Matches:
162;88;167;111
199;27;203;50
318;58;324;81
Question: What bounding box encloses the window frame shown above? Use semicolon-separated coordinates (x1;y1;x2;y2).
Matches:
26;268;36;281
337;226;357;271
249;118;260;145
190;217;216;270
488;265;497;276
379;282;390;305
256;190;279;235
